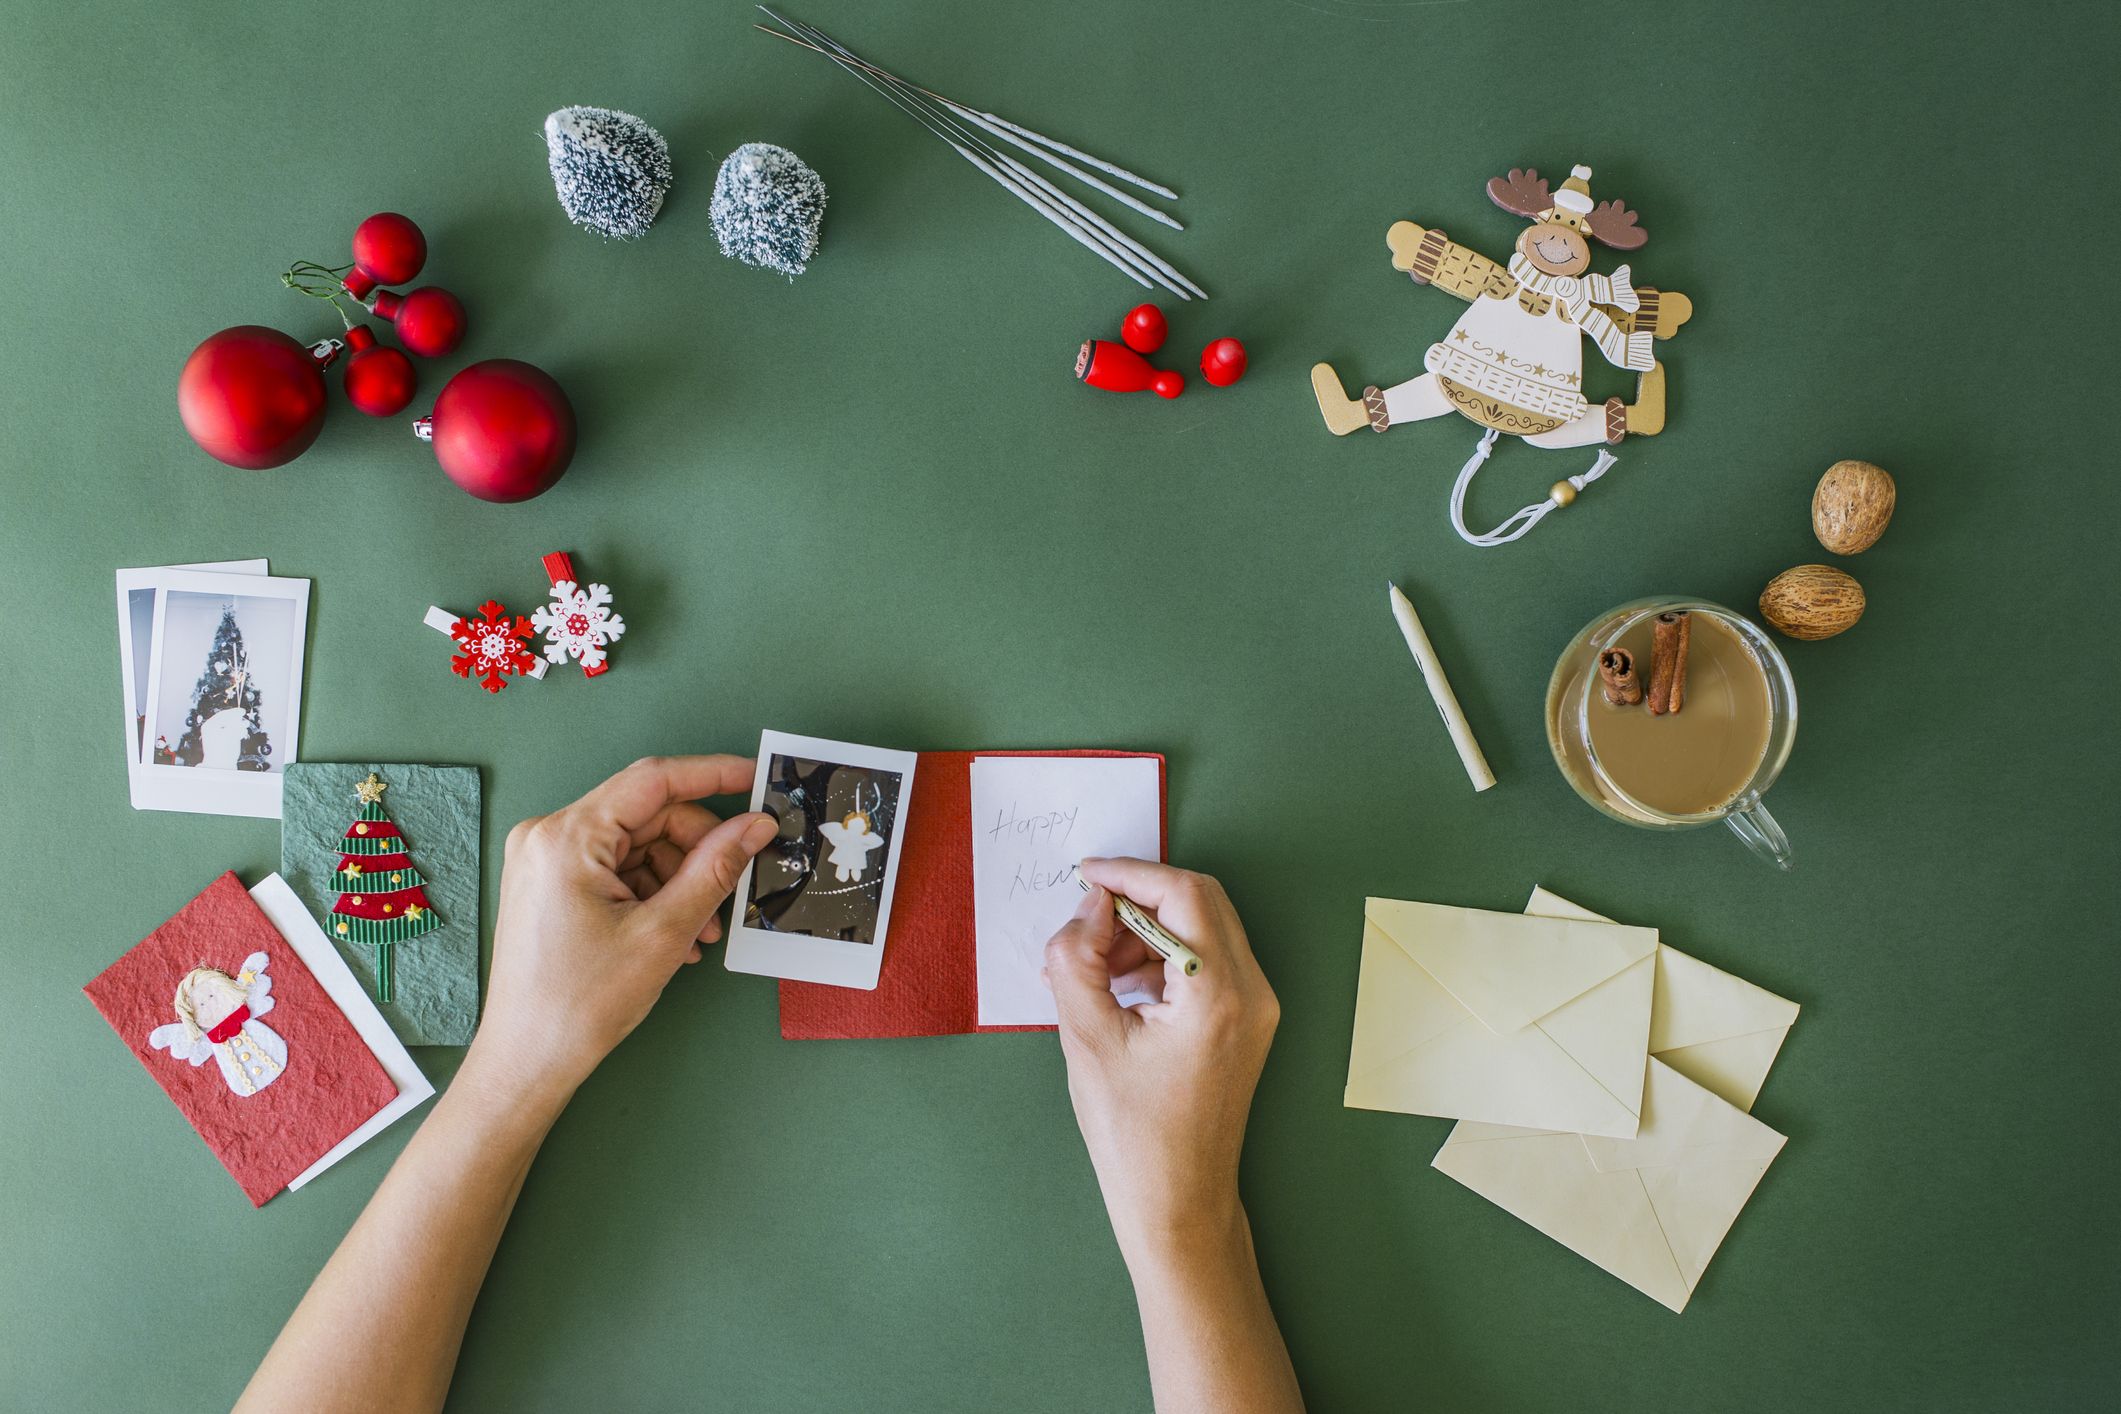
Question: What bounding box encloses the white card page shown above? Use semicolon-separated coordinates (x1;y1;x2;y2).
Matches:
971;756;1161;1026
247;873;436;1190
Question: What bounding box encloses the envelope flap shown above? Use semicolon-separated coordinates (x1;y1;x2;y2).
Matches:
1369;898;1656;1035
1651;948;1801;1054
1581;1060;1787;1173
1526;888;1800;1102
1347;921;1473;1082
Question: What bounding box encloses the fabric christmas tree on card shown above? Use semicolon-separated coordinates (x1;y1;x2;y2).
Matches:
328;772;442;1002
282;763;482;1046
83;872;399;1206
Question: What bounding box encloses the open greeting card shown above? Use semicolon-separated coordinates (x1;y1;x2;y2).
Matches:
84;872;433;1206
779;749;1165;1038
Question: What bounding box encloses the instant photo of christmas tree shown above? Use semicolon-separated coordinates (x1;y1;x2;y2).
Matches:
327;773;442;1002
172;605;273;770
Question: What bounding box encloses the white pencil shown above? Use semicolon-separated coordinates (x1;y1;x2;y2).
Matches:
1387;582;1495;793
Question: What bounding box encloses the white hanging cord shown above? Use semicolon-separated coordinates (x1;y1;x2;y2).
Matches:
1449;430;1618;547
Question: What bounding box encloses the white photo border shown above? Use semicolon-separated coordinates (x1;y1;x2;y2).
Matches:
115;561;267;778
723;730;920;991
133;567;310;819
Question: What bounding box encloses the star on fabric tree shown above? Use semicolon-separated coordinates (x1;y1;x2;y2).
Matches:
448;600;540;692
173;604;273;770
328;773;442;1002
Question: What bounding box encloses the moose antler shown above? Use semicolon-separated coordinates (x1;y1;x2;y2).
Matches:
1487;168;1552;219
1587;198;1648;250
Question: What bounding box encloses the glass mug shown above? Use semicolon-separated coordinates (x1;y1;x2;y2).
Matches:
1546;598;1797;870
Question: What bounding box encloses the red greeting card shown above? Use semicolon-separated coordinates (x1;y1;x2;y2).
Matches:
84;872;399;1206
779;750;1166;1039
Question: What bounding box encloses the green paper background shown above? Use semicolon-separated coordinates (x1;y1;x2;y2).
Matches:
281;763;482;1044
3;1;2116;1410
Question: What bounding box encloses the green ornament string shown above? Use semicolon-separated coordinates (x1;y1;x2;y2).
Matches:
280;260;361;330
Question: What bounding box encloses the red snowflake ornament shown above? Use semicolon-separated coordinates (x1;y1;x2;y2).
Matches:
447;600;539;692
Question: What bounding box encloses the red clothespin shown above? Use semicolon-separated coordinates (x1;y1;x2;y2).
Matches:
534;552;626;678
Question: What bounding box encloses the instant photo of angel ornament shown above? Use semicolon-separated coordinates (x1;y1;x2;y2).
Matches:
818;807;886;883
147;953;287;1097
1311;165;1694;546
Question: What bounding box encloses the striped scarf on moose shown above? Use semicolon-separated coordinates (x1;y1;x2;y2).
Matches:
1508;254;1656;373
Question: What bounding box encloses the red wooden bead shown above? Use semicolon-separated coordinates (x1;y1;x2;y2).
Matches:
1200;337;1248;387
1121;304;1167;355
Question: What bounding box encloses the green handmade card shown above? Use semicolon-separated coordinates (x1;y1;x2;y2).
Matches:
281;763;481;1045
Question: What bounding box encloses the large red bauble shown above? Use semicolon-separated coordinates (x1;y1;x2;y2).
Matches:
342;326;417;416
416;359;576;502
178;325;330;468
372;286;466;358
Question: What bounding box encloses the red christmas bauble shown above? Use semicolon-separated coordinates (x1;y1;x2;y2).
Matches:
1200;337;1248;387
178;325;331;469
345;212;427;297
373;286;467;358
415;359;576;502
1121;303;1167;355
342;326;417;416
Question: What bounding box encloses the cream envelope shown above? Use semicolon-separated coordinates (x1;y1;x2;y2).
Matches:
1345;898;1658;1139
1432;1058;1787;1312
1525;888;1800;1112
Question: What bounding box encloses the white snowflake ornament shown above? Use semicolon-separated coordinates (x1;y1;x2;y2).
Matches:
533;577;626;676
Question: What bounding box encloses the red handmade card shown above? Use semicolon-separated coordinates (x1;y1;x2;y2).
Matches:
84;872;399;1206
778;750;1166;1039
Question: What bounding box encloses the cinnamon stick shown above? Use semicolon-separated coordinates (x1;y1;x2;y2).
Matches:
1647;611;1691;716
1597;648;1642;706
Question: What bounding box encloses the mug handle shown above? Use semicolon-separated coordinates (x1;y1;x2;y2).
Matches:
1723;797;1792;871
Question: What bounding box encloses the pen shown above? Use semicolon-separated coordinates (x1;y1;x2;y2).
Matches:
1387;581;1496;793
1079;874;1203;976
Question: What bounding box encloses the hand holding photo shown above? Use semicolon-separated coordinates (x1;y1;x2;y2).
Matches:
724;731;918;990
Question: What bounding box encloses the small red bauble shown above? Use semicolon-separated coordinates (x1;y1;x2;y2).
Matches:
341;326;418;417
1076;340;1183;399
178;325;335;469
414;359;576;502
1200;337;1248;387
343;212;427;298
1121;304;1167;355
371;286;467;358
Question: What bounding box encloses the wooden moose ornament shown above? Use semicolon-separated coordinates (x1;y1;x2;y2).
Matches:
1311;165;1694;546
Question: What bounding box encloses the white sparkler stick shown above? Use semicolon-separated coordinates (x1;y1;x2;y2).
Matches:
756;9;1201;297
974;110;1180;201
941;101;1183;230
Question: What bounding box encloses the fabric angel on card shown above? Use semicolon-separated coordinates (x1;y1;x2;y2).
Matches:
85;873;400;1205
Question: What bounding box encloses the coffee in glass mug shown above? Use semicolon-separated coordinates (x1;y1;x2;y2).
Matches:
1547;599;1797;869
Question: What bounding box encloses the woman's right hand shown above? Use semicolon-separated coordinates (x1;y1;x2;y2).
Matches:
1042;857;1281;1260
